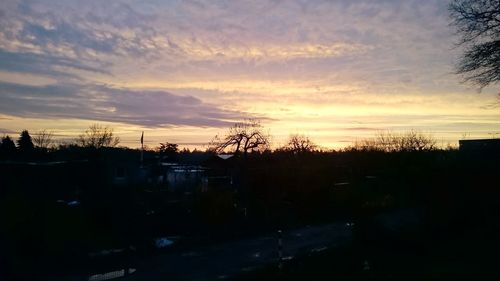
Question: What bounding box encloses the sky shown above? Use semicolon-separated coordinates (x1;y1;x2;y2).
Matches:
0;0;499;150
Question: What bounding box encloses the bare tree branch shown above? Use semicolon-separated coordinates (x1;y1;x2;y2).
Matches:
33;129;54;150
282;134;317;153
350;130;436;152
77;124;120;149
209;119;270;156
450;0;500;89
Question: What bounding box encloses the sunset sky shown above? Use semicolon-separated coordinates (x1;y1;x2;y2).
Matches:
1;0;499;149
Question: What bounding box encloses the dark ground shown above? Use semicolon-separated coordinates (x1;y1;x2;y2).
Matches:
231;224;500;281
60;222;352;281
2;147;499;281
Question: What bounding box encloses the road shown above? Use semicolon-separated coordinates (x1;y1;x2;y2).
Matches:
63;223;352;281
109;222;353;281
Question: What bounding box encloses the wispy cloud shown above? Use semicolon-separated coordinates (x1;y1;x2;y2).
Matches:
0;127;17;135
0;49;108;80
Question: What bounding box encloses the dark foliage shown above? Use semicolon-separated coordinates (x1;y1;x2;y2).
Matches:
1;143;499;280
17;130;34;153
0;135;16;158
158;142;179;161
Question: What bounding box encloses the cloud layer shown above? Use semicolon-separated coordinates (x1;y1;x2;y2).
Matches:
0;0;499;147
0;82;241;127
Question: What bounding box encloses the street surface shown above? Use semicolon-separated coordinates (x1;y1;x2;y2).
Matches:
117;222;353;281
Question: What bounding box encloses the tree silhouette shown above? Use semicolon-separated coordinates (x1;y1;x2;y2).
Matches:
351;130;436;152
0;135;17;158
33;129;54;151
17;130;34;153
209;119;269;156
449;0;500;89
158;142;179;161
282;134;317;154
77;124;120;149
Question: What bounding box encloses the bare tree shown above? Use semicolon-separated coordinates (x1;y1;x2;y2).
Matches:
209;119;270;156
33;130;54;150
77;124;120;149
351;130;436;152
282;134;317;153
397;130;437;152
449;0;500;89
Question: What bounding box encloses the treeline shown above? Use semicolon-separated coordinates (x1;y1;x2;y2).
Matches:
1;120;445;161
1;123;499;281
0;124;121;158
0;123;464;235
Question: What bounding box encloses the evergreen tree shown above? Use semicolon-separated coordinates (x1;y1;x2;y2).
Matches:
17;130;34;153
0;135;17;158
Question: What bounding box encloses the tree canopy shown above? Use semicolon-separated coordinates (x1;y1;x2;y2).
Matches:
32;129;54;150
449;0;500;89
17;130;34;152
0;135;17;157
209;119;270;156
77;124;120;149
351;130;436;152
282;134;317;154
158;142;179;161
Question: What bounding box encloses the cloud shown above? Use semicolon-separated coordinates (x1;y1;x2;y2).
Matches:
0;1;160;57
0;128;18;135
0;0;456;87
0;81;244;127
0;0;164;85
342;127;383;131
0;49;108;81
1;0;498;148
161;42;371;62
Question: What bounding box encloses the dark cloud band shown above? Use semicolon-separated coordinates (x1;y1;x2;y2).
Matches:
0;82;243;128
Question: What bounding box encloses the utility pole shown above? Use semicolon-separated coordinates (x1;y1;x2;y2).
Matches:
277;229;283;271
